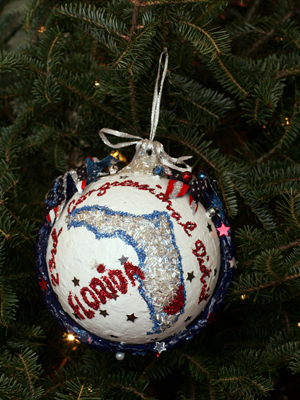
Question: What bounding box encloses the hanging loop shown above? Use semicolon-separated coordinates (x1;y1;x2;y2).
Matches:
99;49;192;173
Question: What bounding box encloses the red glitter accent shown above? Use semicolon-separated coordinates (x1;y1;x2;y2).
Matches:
97;263;106;273
124;262;145;286
68;291;85;319
39;278;48;291
179;221;197;237
207;312;216;325
182;171;193;183
171;211;181;221
74;294;95;319
68;179;197;238
68;291;95;319
48;227;62;287
51;273;59;287
192;240;212;304
163;284;184;315
89;276;118;304
108;269;128;294
80;287;100;310
90;278;108;304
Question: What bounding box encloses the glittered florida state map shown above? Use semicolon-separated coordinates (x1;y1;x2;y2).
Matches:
65;205;185;335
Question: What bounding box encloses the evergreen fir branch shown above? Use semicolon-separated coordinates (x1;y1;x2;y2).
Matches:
289;351;300;374
0;51;45;75
53;71;134;129
173;350;212;381
171;21;231;60
0;375;30;400
280;22;300;51
217;171;238;218
231;270;300;300
194;0;230;25
255;104;300;164
210;56;250;99
242;78;286;124
244;10;294;56
58;4;128;40
78;25;120;53
143;0;212;5
0;285;18;327
54;378;97;399
108;371;153;399
112;22;158;74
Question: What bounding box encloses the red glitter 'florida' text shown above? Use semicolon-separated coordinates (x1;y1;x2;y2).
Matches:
68;262;145;320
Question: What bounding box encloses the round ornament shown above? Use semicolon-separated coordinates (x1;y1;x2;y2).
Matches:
36;50;235;355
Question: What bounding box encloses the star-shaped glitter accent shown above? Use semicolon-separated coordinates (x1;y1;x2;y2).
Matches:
127;313;137;322
207;223;212;232
229;257;238;269
187;271;195;282
217;223;230;236
38;278;48;291
184;316;192;323
154;341;166;354
207;312;216;325
100;309;109;317
72;277;80;287
118;255;128;265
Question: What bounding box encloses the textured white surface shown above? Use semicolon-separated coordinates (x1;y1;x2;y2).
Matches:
46;173;221;344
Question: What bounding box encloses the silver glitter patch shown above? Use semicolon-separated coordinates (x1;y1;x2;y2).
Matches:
66;206;184;333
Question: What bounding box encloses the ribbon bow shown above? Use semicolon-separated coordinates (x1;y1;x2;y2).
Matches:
99;49;192;173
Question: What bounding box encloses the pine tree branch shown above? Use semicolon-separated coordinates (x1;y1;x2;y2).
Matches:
255;100;298;165
234;272;300;295
174;350;211;376
178;21;222;55
128;0;208;4
53;77;134;130
18;353;34;395
243;10;294;56
128;0;142;129
290;195;300;230
245;0;261;22
109;383;149;399
217;57;249;97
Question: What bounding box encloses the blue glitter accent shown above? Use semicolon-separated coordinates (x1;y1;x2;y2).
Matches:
67;205;185;335
153;166;164;176
86;156;118;185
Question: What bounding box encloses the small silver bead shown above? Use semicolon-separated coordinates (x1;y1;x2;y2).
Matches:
115;352;125;361
109;165;118;174
206;207;217;217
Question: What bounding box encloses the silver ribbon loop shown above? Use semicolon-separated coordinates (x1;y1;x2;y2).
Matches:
99;49;193;173
99;128;141;149
150;48;168;142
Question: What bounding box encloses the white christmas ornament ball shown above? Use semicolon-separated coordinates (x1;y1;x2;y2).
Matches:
45;168;221;345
